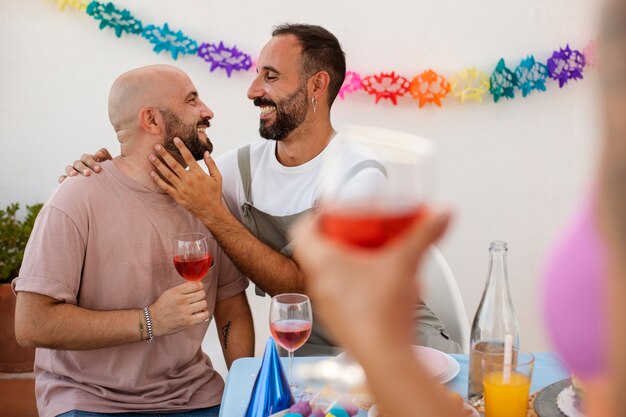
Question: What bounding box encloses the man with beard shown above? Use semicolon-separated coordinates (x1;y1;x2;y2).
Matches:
14;65;253;417
63;25;461;355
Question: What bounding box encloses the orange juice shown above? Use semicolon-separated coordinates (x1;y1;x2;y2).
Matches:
483;371;531;417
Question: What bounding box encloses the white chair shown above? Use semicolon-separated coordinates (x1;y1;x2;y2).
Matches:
420;246;471;353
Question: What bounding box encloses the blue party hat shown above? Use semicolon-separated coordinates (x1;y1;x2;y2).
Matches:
244;337;294;417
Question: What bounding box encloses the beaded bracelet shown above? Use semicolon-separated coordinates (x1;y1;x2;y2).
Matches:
143;306;154;342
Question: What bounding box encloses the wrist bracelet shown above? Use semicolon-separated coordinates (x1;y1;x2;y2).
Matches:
143;306;154;342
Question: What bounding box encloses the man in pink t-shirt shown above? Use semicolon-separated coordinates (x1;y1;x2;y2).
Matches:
13;65;254;417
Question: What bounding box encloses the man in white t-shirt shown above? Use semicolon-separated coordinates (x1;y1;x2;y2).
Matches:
62;24;461;354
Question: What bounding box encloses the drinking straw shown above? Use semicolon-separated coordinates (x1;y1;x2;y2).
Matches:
308;391;321;406
325;398;341;413
503;334;513;383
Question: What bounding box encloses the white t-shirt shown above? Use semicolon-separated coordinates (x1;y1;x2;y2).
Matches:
216;134;387;220
215;136;463;355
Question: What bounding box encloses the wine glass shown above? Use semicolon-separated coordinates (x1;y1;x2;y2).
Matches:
173;233;212;281
318;125;435;249
269;293;312;391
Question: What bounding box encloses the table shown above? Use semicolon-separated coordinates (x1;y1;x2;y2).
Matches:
219;353;569;417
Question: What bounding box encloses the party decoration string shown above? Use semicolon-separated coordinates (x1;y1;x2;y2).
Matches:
490;59;518;103
52;0;89;12
86;2;142;38
362;72;411;105
142;23;198;60
584;40;599;70
515;56;549;97
338;71;363;100
197;42;253;77
47;1;597;108
83;1;251;75
547;45;586;88
409;69;451;108
450;68;490;104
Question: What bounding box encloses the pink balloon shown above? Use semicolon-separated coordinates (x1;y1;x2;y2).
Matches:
542;196;608;378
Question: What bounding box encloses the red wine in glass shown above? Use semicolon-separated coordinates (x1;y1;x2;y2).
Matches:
173;233;211;282
270;319;312;351
173;254;212;281
319;204;430;249
318;125;434;249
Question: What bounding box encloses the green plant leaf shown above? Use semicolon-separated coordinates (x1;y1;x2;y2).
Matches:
0;203;43;283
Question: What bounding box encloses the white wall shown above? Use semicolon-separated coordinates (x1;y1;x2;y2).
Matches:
1;0;601;376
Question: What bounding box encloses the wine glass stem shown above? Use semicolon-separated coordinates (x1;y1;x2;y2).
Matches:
288;350;294;386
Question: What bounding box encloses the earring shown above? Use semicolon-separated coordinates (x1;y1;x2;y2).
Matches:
312;97;317;113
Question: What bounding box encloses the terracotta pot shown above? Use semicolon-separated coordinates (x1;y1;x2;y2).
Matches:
0;283;35;372
0;374;37;416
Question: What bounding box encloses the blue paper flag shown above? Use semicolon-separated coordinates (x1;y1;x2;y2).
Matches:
86;1;142;38
515;55;549;97
245;338;294;417
490;58;518;103
141;23;198;60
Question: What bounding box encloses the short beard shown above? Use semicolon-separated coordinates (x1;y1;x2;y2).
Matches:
159;109;213;160
256;83;308;141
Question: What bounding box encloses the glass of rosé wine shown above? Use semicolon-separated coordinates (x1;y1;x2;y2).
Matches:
173;233;212;282
318;125;435;249
269;293;312;391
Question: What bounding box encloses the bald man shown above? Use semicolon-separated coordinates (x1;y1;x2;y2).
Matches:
13;65;253;417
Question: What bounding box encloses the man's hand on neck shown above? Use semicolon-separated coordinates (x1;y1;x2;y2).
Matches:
114;153;176;193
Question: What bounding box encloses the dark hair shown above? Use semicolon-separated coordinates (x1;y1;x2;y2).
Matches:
272;23;346;107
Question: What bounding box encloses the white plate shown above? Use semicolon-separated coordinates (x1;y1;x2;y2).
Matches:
368;402;479;417
412;346;450;379
438;351;461;384
335;346;460;384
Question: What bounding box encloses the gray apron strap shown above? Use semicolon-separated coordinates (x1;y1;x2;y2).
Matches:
237;145;253;203
237;145;266;296
236;144;260;241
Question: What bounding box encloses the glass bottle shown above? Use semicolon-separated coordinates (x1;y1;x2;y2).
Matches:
467;241;520;408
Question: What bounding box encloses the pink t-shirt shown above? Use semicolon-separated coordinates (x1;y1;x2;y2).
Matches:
13;160;248;417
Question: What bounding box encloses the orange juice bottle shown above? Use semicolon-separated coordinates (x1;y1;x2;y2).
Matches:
483;371;531;417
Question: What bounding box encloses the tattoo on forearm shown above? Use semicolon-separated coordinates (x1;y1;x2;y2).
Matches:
221;321;232;350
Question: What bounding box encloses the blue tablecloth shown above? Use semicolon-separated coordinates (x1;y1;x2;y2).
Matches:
219;353;569;417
